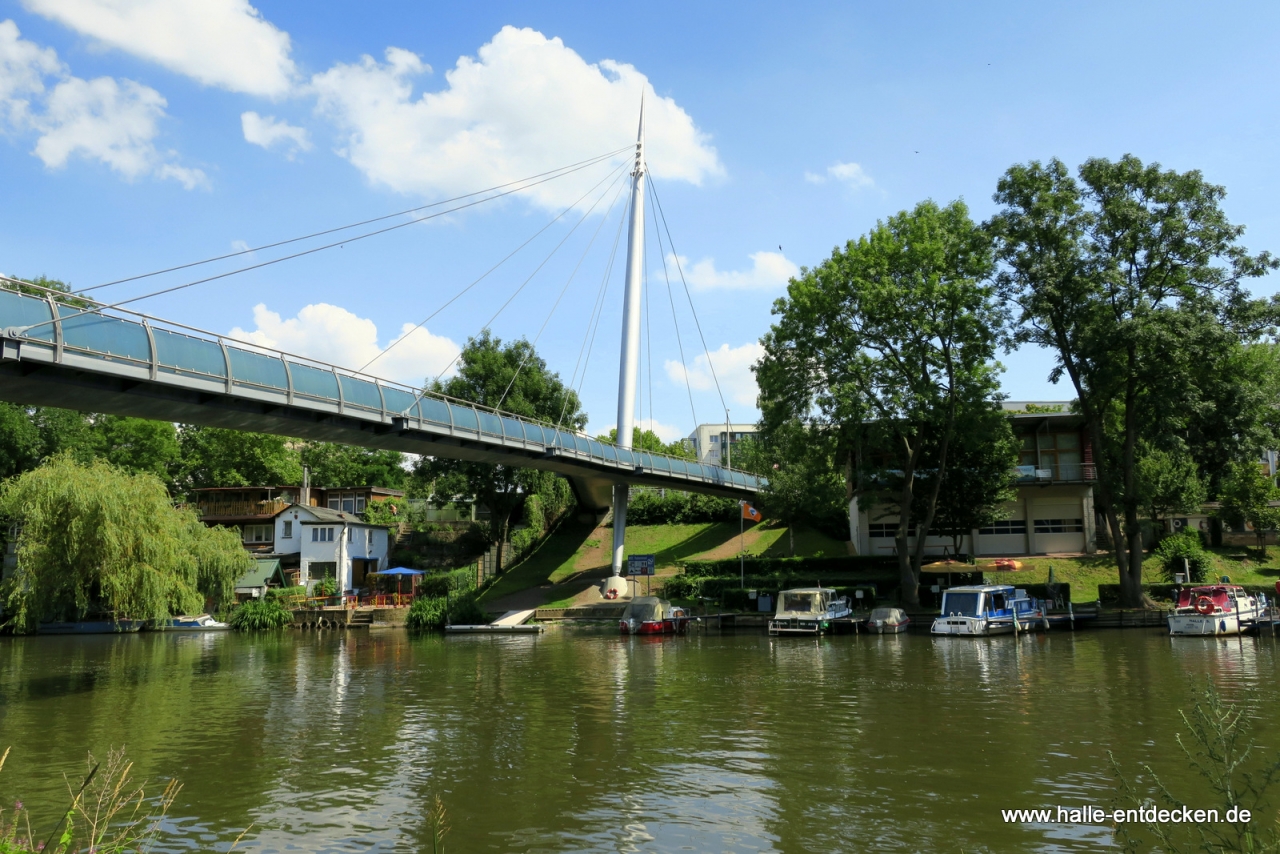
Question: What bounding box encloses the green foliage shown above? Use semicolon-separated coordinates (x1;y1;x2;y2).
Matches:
1216;460;1280;555
228;597;293;630
757;198;1004;606
990;154;1280;607
1155;529;1214;584
416;566;478;598
177;425;302;490
0;455;254;633
919;403;1019;552
299;442;406;489
596;426;693;459
313;577;338;597
415;331;583;570
405;591;488;630
92;415;181;484
361;495;407;535
1136;443;1207;537
1109;682;1280;853
624;490;739;525
734;422;848;551
680;555;896;578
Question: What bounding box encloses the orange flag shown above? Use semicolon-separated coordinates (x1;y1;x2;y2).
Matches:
742;502;762;522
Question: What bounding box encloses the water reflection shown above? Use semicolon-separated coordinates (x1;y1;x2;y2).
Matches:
0;629;1275;852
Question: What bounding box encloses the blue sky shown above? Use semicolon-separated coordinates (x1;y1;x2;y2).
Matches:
2;1;1277;439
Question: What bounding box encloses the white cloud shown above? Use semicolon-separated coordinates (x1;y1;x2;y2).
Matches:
0;18;61;125
231;239;250;252
805;160;874;190
673;250;798;291
241;110;310;156
665;342;764;409
22;0;296;96
310;26;722;209
228;303;461;386
32;74;207;188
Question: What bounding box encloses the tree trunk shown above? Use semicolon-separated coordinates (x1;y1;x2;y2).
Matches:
788;523;795;557
494;514;510;575
897;536;918;608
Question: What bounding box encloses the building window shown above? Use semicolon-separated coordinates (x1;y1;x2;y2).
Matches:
1034;518;1084;534
869;523;916;538
342;494;356;514
978;520;1028;535
282;520;293;539
356;496;366;513
366;528;373;547
347;527;353;542
327;497;340;510
1020;432;1083;478
311;527;335;542
710;435;719;445
242;524;272;544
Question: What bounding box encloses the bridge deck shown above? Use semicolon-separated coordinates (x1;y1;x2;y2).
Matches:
0;286;762;509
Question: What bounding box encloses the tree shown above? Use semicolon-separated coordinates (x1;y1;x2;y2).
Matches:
1216;461;1280;556
0;455;252;633
990;155;1279;606
1135;443;1207;542
93;415;181;484
756;199;1003;606
595;426;693;459
414;331;584;572
177;425;302;491
920;405;1020;556
299;442;407;489
0;403;42;479
733;421;845;555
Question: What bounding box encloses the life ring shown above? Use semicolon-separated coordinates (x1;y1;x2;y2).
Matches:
604;588;618;600
1194;596;1215;616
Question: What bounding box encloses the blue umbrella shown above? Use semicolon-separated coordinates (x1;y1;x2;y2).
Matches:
370;567;424;601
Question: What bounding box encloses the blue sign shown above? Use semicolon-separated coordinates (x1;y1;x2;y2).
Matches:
627;554;656;576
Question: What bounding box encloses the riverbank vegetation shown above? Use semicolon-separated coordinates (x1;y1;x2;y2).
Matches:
0;456;252;634
227;596;293;631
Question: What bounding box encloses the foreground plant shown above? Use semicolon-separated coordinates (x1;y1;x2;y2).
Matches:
228;597;293;631
1109;682;1280;852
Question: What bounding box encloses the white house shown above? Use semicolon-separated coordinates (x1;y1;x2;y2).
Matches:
271;504;390;593
686;422;759;467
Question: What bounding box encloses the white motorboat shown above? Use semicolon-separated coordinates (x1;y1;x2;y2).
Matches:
163;614;230;631
1168;585;1266;637
867;607;910;634
768;587;853;636
931;584;1047;636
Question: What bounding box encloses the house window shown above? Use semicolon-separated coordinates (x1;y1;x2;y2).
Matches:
1034;518;1084;534
356;496;367;513
347;527;353;542
310;527;335;542
869;523;916;538
1020;432;1082;478
327;497;340;510
978;520;1028;535
342;494;356;514
309;561;337;580
243;524;272;544
710;435;719;445
282;521;293;539
366;528;373;547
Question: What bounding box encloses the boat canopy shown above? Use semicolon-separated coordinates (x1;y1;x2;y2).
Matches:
1175;587;1235;609
776;588;831;617
621;597;667;623
869;607;907;624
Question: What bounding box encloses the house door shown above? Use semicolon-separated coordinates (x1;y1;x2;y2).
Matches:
352;559;370;588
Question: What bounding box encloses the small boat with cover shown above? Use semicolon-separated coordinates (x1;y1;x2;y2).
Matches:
619;596;692;635
931;584;1047;636
163;614;230;631
1168;585;1267;637
866;607;910;634
768;587;854;636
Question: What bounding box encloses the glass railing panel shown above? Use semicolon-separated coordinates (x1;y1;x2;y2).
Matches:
587;439;604;458
420;397;452;426
500;417;525;441
573;435;590;454
450;404;479;433
0;290;56;342
151;328;225;377
615;448;635;467
523;423;549;444
652;456;671;472
227;347;288;390
339;375;382;410
637;452;653;469
61;309;150;361
289;362;339;400
601;444;617;461
381;387;418;416
668;459;688;475
478;411;502;436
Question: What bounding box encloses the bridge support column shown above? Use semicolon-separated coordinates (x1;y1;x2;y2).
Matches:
611;484;628;575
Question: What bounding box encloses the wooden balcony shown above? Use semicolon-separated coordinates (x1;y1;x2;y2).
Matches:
197;499;290;519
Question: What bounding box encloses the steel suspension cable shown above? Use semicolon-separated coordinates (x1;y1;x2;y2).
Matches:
646;176;699;430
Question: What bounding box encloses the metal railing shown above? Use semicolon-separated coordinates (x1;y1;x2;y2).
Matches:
196;499;290;518
1014;463;1096;483
0;281;764;493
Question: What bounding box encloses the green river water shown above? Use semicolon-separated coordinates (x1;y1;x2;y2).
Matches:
0;627;1276;852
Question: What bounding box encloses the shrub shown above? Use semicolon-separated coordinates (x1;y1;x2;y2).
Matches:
624;490;739;525
229;597;293;630
680;555;896;578
313;577;338;597
406;591;488;631
416;567;478;598
1156;529;1213;584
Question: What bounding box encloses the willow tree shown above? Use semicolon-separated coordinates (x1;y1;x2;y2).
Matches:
0;455;252;632
989;156;1279;607
756;199;1005;606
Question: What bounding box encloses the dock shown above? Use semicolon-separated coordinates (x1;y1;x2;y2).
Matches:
447;609;545;634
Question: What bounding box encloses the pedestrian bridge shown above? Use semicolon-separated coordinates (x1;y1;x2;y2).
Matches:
0;286;762;510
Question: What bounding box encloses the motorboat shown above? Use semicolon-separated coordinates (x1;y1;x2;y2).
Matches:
163;614;230;631
867;606;910;634
768;587;854;636
37;620;145;634
1168;585;1267;637
619;596;692;635
931;584;1047;636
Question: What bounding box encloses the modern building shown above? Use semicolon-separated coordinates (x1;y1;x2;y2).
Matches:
686;422;759;467
855;402;1098;557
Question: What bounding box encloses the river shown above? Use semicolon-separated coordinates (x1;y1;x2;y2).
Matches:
1;627;1276;852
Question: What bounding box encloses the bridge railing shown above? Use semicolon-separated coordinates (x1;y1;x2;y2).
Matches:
0;281;765;492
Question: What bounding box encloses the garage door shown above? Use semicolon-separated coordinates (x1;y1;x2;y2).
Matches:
1032;503;1085;553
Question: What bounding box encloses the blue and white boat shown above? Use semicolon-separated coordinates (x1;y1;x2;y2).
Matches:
163;614;230;631
38;620;145;634
931;584;1047;636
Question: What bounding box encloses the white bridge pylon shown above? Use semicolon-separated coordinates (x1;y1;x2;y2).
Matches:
609;103;646;585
